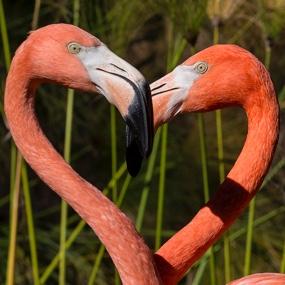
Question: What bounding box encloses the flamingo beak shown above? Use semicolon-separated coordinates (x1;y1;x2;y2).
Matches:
77;45;154;176
151;65;200;128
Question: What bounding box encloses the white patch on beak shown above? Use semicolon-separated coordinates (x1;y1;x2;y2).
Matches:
75;44;144;111
166;65;201;117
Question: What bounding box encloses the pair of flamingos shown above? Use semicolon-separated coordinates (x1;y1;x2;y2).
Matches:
4;24;285;285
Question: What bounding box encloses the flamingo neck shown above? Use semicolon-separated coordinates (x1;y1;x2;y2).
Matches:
154;86;279;284
4;57;161;285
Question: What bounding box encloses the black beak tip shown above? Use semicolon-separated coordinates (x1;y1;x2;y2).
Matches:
126;140;143;177
125;124;145;177
124;80;154;176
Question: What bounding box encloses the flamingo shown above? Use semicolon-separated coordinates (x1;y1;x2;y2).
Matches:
151;44;285;284
4;23;161;285
227;273;285;285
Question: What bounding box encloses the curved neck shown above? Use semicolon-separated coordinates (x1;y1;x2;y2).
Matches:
154;88;279;284
5;58;161;285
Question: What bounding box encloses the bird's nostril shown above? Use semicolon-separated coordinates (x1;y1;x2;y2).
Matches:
151;83;166;92
110;63;127;73
152;87;180;97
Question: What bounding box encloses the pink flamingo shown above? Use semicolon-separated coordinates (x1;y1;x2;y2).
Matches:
151;44;285;285
4;24;161;285
228;273;285;285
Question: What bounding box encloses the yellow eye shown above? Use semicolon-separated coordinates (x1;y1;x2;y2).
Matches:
67;42;81;54
194;62;208;74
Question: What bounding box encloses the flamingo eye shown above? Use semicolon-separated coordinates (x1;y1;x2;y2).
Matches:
67;42;81;54
194;62;208;74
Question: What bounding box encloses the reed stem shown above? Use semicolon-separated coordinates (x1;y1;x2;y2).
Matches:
154;25;187;251
1;3;24;285
40;164;126;283
59;1;79;282
88;245;106;285
31;0;41;30
243;197;255;275
281;240;285;273
217;100;231;283
194;205;285;283
18;4;41;284
136;129;161;231
197;113;216;285
0;0;11;69
110;106;118;201
6;153;22;285
213;16;231;282
0;0;16;219
22;163;40;285
155;124;168;250
88;173;132;285
59;88;74;285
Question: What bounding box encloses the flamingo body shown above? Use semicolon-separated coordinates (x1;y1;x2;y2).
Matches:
228;273;285;285
151;45;282;285
5;24;160;285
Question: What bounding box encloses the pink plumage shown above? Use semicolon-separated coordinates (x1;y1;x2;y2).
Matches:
5;24;160;285
151;45;283;285
228;273;285;285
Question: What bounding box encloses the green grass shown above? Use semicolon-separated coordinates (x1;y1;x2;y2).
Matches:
136;129;161;231
213;16;231;284
1;1;17;283
22;163;40;285
40;163;127;284
6;153;22;285
59;1;80;283
281;240;285;273
155;124;168;250
197;113;216;285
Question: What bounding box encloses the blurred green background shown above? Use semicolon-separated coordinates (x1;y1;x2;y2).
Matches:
0;0;285;284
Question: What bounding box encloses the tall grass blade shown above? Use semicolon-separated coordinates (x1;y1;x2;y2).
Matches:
192;255;209;285
40;164;127;283
110;106;118;201
22;163;40;285
59;1;80;282
40;220;86;284
31;0;41;30
0;0;17;219
110;106;120;285
136;129;161;231
212;17;231;283
1;3;24;285
5;153;22;285
155;124;168;250
88;173;132;285
243;197;255;275
197;113;216;285
155;26;187;250
88;245;106;285
59;87;74;285
59;84;77;284
0;0;11;69
18;3;42;284
230;206;285;242
281;240;285;273
194;205;285;281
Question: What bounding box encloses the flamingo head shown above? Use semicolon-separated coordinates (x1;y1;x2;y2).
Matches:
151;44;267;128
20;24;153;176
